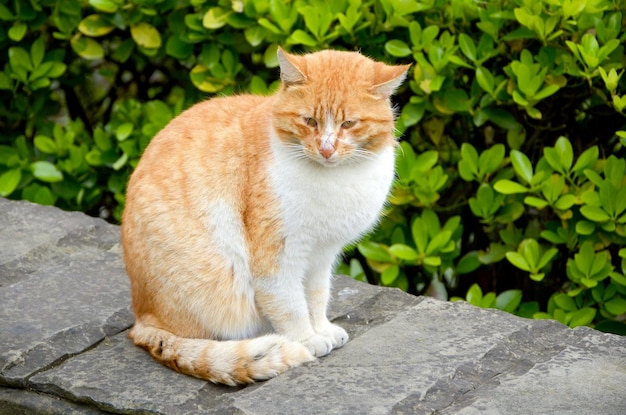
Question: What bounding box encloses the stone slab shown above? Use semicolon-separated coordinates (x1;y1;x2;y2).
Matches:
232;299;539;415
0;199;119;288
2;197;626;414
0;200;133;386
441;327;626;415
25;277;422;415
0;388;105;415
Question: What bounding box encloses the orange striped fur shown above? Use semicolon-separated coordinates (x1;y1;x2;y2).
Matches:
121;48;409;385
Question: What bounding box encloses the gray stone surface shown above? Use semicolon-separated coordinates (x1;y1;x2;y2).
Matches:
1;197;625;414
0;198;132;387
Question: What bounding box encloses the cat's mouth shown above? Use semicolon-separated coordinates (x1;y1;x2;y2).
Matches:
314;155;341;167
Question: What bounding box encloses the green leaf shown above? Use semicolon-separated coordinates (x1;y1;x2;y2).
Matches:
112;152;128;170
520;239;541;270
496;290;522;313
610;272;626;287
553;194;576;210
530;272;545;282
0;3;15;20
399;102;425;127
505;252;531;272
202;7;229;29
411;218;428;254
165;35;193;60
131;23;162;49
258;18;281;34
30;37;45;68
358;241;392;263
8;22;27;41
288;29;317;47
111;38;134;62
459;143;479;181
78;14;115;37
385;40;412;57
30;61;65;80
569;307;596;328
89;0;119;13
533;84;560;101
477;144;504;176
0;168;22;196
554;293;577;311
541;230;564;244
0;72;12;90
244;25;268;47
413;151;438;174
575;220;595;235
493;179;529;194
34;135;57;154
9;47;32;71
23;183;56;206
475;66;495;95
597;38;620;62
115;123;134;141
510;150;533;184
574;241;595;276
389;244;419;261
443;89;471;113
425;231;452;255
456;251;481;274
537;247;558;269
533;312;553;320
554;136;573;172
421;25;439;47
580;206;610;222
481;292;497;308
71;36;104;60
381;264;399;285
466;283;483;306
476;108;520;130
30;161;63;183
524;196;549;209
458;33;477;62
423;256;441;266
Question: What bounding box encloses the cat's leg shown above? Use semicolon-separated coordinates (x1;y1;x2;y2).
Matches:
304;256;349;350
253;269;336;357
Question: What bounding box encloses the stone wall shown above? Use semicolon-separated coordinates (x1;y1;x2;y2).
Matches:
1;198;625;414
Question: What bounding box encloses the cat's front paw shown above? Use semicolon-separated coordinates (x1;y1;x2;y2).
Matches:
318;323;349;349
301;334;334;357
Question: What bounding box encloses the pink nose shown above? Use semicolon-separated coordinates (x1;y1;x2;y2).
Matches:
319;142;335;159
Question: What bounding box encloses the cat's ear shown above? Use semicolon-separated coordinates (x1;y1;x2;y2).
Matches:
277;48;306;86
371;64;411;99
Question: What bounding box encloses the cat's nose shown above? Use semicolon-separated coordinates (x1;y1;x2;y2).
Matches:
319;142;335;159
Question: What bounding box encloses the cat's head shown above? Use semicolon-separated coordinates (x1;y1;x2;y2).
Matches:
272;48;410;167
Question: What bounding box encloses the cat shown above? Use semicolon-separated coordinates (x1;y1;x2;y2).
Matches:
121;47;409;385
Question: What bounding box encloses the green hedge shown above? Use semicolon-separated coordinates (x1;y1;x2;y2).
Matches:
1;0;625;334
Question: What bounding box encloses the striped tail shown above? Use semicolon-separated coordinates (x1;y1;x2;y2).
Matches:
129;321;315;386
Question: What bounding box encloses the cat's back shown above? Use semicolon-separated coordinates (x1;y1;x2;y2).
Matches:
126;93;272;196
146;93;269;155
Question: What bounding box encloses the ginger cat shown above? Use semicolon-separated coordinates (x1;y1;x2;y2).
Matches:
121;48;409;385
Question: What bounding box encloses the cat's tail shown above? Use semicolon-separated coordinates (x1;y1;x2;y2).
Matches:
129;321;315;385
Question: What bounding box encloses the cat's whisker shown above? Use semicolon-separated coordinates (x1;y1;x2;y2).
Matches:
351;148;377;162
279;145;310;164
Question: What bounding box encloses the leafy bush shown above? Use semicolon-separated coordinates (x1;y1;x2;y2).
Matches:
1;0;625;334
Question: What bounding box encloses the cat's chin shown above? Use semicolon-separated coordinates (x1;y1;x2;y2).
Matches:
312;157;342;168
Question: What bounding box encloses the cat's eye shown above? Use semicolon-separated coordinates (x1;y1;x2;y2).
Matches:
304;117;318;127
341;120;357;129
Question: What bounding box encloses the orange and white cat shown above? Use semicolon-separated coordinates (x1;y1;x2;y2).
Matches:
121;48;409;385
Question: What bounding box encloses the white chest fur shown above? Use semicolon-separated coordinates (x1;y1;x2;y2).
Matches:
269;136;396;251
